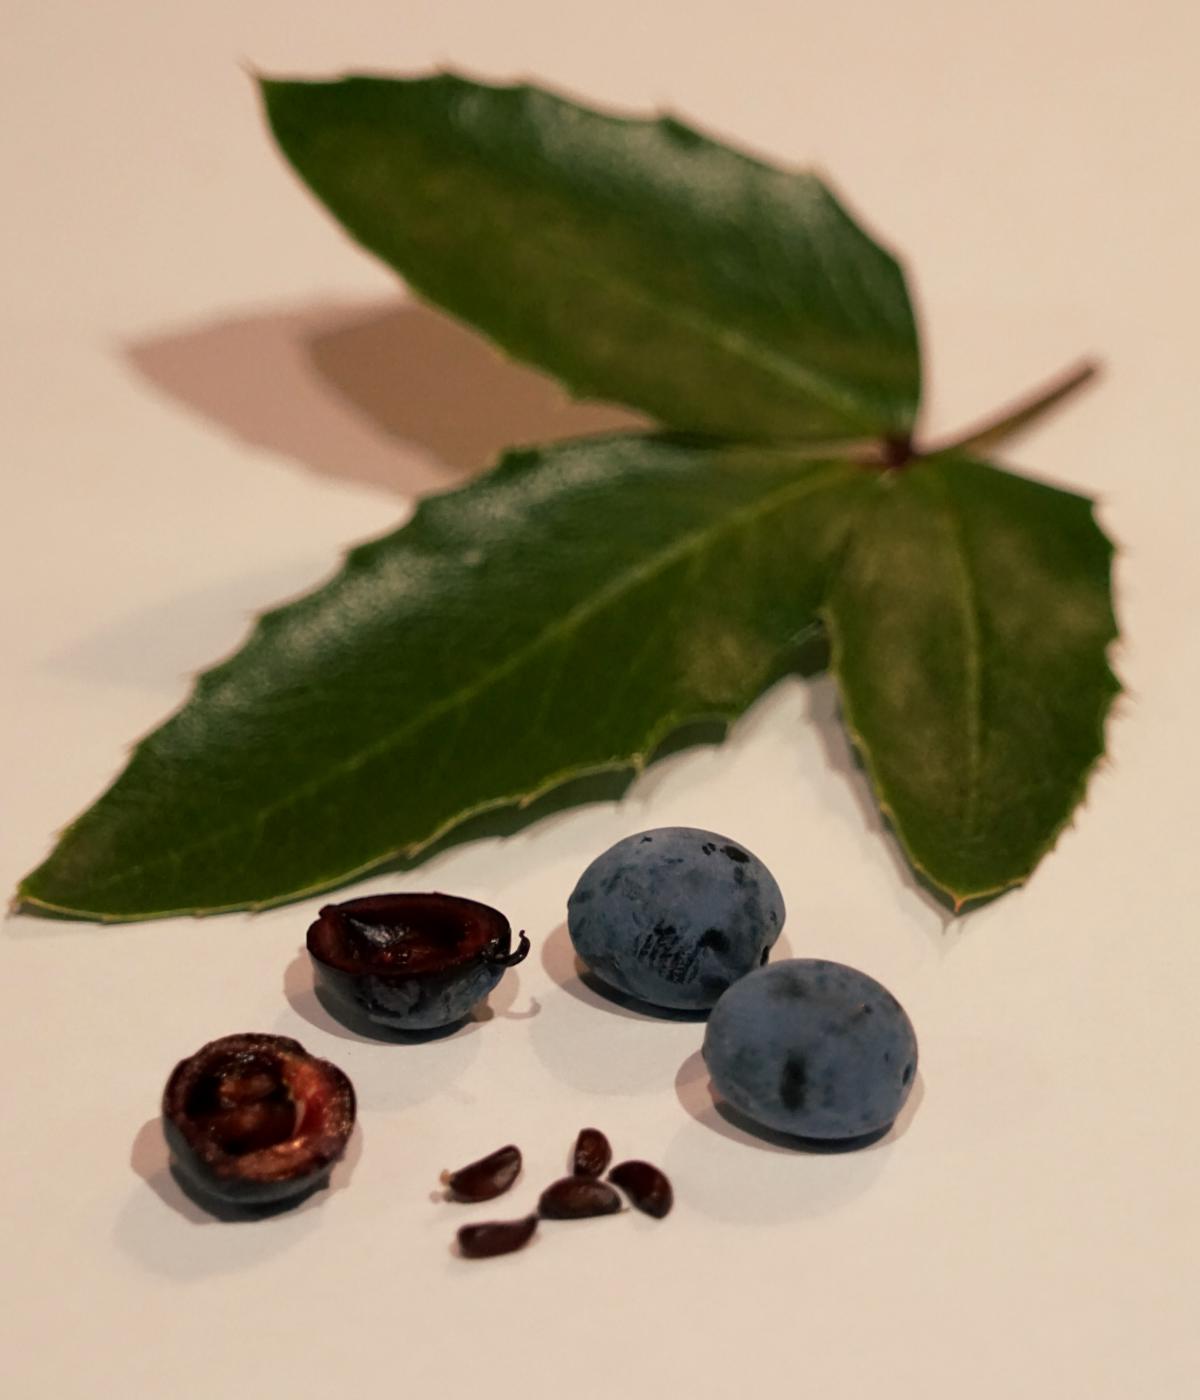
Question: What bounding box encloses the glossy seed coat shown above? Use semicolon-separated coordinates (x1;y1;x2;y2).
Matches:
609;1160;673;1218
441;1144;522;1202
537;1176;623;1219
456;1215;538;1259
572;1127;612;1178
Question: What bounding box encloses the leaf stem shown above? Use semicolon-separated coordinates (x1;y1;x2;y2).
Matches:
882;433;916;468
928;358;1101;457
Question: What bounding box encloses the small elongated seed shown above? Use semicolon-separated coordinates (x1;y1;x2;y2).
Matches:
441;1144;522;1202
609;1160;673;1218
571;1127;612;1178
457;1215;538;1259
538;1176;623;1219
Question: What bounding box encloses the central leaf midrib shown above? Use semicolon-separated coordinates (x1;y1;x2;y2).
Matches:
931;471;984;835
550;242;877;429
75;460;856;896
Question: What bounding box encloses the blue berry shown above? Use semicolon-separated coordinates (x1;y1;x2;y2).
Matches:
566;827;785;1010
702;959;918;1140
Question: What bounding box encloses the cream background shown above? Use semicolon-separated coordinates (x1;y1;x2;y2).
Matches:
2;3;1197;1396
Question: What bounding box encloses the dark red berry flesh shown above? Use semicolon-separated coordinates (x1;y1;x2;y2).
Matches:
537;1176;623;1219
309;893;517;974
441;1144;522;1202
162;1033;355;1210
571;1127;612;1178
608;1160;673;1218
456;1215;538;1259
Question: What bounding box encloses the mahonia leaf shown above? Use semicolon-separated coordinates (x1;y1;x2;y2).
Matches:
17;75;1120;922
19;437;868;920
260;72;921;442
824;454;1119;906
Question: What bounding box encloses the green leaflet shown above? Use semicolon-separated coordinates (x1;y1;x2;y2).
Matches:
261;73;921;442
825;454;1119;905
19;437;868;920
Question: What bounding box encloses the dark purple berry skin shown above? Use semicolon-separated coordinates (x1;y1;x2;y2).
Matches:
567;827;784;1010
702;959;918;1141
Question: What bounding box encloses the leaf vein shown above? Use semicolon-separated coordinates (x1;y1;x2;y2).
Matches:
934;473;985;836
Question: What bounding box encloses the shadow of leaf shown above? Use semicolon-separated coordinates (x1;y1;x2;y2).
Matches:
126;298;646;493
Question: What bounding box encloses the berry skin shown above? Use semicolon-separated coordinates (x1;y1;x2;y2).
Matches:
702;959;918;1140
566;827;785;1010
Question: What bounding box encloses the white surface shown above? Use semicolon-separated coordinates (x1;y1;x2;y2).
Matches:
2;3;1197;1397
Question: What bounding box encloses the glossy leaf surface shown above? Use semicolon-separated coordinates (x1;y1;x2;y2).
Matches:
262;73;921;442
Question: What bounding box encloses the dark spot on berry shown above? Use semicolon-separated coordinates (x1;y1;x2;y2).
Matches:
638;921;699;985
902;1063;913;1085
701;842;716;855
883;1051;891;1063
640;835;653;843
779;1055;808;1111
722;845;749;863
760;948;770;965
860;1003;874;1015
699;928;730;955
769;972;806;1000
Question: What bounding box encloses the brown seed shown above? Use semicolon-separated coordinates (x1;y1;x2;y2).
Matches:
609;1160;673;1218
571;1127;612;1178
538;1176;623;1219
441;1144;522;1202
457;1215;538;1259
